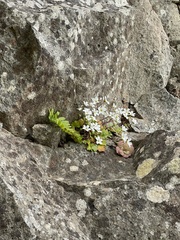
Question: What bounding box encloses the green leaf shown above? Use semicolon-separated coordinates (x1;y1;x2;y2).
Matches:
71;118;84;128
109;125;122;135
85;140;98;152
48;109;82;143
100;128;111;139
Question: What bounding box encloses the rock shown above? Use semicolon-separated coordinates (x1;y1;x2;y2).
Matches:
166;77;180;98
0;178;33;240
150;1;180;98
167;3;180;45
1;128;180;239
167;43;180;97
132;89;180;133
0;1;180;239
0;128;89;240
134;130;180;184
32;124;62;147
0;0;173;137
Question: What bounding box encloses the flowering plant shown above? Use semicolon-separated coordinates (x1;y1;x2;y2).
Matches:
49;96;136;157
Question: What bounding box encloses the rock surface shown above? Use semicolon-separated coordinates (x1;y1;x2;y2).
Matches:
0;0;180;239
0;128;180;240
0;0;175;137
134;130;180;182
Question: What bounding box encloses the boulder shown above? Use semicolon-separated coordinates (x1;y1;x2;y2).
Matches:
0;128;180;239
0;0;173;137
133;88;180;133
32;123;63;147
0;179;33;240
134;130;180;182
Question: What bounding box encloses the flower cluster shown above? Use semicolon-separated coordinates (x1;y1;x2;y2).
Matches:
49;96;137;156
78;96;136;148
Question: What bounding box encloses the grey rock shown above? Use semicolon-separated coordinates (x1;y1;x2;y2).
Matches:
0;128;180;240
0;0;173;137
132;88;180;133
167;3;180;44
0;128;89;240
0;178;33;240
0;1;180;239
150;1;180;96
32;123;62;147
167;44;180;97
134;130;180;182
167;77;180;98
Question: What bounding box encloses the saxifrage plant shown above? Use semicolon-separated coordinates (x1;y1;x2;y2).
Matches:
49;96;137;157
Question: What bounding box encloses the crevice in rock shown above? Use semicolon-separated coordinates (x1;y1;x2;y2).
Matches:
166;81;180;98
24;134;35;143
87;198;97;214
55;180;86;195
128;103;143;119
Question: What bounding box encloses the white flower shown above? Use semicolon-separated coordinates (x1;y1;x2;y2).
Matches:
92;96;99;104
95;136;103;145
90;122;101;132
126;139;132;147
121;132;132;146
121;132;129;142
129;110;135;117
131;118;137;124
121;108;135;119
82;125;91;132
112;103;117;109
83;101;89;107
119;108;124;115
121;108;130;119
103;96;110;105
98;105;107;115
78;107;82;111
109;112;114;118
86;115;96;122
83;108;92;116
112;114;120;123
92;109;99;117
90;96;99;107
122;125;128;132
115;108;120;115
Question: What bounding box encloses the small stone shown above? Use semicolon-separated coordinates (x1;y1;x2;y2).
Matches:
32;124;61;148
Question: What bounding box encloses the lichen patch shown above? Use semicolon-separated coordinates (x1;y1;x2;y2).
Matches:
146;186;170;203
166;157;180;174
136;158;158;179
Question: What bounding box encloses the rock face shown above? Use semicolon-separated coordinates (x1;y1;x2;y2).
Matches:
0;0;176;137
0;128;180;240
0;0;180;239
134;130;180;182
